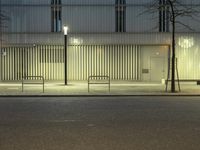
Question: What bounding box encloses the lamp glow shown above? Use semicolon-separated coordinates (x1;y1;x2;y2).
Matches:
63;26;68;35
178;37;194;48
70;38;83;45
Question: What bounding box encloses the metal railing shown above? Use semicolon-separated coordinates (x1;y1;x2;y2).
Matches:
88;75;110;92
22;76;45;93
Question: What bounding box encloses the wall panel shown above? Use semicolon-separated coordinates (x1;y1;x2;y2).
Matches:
62;6;114;33
1;45;141;81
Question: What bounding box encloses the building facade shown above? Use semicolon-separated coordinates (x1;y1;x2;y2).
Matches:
0;0;200;82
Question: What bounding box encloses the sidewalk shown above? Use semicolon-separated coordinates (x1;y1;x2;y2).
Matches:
0;81;200;96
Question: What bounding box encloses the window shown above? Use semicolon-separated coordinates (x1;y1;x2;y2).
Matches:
51;0;62;32
159;0;169;32
115;0;126;32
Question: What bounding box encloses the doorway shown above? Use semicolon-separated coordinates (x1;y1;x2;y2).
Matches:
150;57;165;82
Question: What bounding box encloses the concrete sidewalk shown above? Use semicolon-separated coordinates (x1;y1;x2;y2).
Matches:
0;81;200;96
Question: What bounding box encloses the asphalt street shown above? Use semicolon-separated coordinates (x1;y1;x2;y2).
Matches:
0;96;200;150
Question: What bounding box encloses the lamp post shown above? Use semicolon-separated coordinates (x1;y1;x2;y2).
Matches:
63;26;68;85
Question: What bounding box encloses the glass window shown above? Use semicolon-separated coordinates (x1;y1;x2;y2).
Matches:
51;0;62;32
115;0;126;32
159;0;169;32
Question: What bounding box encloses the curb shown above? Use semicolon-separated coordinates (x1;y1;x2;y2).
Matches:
0;94;200;97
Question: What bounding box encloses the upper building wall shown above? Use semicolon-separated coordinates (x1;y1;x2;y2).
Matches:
62;6;115;33
1;0;50;5
126;5;158;32
1;0;200;33
1;0;113;5
2;6;51;32
2;0;200;5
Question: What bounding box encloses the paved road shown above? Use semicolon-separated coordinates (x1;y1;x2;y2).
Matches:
0;96;200;150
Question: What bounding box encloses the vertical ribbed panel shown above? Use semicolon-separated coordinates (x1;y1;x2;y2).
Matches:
176;44;200;79
68;45;139;80
1;45;64;81
1;44;141;81
136;45;141;80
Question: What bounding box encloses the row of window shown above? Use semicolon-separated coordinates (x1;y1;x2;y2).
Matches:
115;0;126;32
159;0;169;32
51;0;169;33
51;0;62;32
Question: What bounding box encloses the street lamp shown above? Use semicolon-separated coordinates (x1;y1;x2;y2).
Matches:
63;26;68;85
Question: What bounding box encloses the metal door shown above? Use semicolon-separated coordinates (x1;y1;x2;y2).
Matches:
150;57;165;82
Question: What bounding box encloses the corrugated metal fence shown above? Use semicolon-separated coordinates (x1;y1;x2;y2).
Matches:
0;44;141;81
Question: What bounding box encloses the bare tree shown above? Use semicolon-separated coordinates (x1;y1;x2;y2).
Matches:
0;11;7;36
145;0;199;92
0;2;8;49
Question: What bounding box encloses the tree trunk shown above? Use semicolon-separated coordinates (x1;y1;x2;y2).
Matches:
171;20;175;92
168;0;176;92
